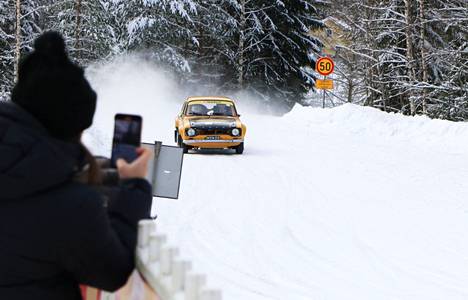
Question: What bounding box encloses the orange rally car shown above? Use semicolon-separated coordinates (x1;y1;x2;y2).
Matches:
175;96;247;154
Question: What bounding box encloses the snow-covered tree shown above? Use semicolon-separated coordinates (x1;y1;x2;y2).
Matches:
39;0;117;63
331;0;467;119
0;0;41;101
122;0;199;73
192;0;325;108
420;0;468;120
1;0;463;118
252;0;324;107
0;0;14;100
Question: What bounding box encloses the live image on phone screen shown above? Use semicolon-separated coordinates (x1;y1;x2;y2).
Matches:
111;116;141;167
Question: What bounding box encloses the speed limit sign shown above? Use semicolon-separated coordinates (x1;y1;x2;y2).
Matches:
316;57;335;76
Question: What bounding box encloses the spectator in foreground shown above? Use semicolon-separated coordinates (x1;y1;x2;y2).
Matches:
0;31;152;300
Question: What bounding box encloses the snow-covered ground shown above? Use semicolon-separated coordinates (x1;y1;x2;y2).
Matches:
84;59;468;300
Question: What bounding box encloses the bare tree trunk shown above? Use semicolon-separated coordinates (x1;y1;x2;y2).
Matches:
347;75;354;103
404;0;416;115
418;0;429;115
237;0;246;89
75;0;82;59
363;3;374;107
14;0;21;82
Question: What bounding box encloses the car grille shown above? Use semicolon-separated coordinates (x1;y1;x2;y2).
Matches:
195;129;232;135
187;127;242;136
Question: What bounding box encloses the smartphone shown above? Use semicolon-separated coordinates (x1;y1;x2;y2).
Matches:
111;114;142;167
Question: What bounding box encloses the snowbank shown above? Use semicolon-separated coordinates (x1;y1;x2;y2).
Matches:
285;103;468;151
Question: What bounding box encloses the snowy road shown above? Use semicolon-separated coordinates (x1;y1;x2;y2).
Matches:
85;60;468;300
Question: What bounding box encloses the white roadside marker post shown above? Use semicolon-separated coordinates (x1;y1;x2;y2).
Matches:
149;234;167;263
200;290;222;300
172;261;192;293
185;274;207;300
138;220;155;248
136;220;222;300
137;220;155;264
160;247;179;276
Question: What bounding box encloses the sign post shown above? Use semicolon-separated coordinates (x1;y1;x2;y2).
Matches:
315;57;335;108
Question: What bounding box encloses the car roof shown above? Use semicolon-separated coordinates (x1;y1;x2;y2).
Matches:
185;96;235;103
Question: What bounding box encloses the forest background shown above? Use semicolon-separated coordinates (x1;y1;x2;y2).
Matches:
0;0;466;119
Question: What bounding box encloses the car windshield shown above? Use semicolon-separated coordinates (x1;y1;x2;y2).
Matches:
186;101;235;117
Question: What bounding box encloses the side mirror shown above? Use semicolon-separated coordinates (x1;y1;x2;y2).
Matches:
237;114;241;117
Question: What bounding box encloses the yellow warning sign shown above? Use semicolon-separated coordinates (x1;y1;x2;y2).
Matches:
315;79;334;90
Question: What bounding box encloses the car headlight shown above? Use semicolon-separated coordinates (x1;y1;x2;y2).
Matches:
187;128;196;137
232;128;240;136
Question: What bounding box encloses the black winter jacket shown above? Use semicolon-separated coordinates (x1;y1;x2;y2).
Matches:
0;102;152;300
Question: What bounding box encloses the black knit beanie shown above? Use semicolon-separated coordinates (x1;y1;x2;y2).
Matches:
11;31;97;140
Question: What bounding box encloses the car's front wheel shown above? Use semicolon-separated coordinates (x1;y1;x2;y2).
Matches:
176;130;182;146
235;142;244;154
177;133;189;153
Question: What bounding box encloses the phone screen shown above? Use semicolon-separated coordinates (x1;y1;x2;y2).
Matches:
111;114;142;167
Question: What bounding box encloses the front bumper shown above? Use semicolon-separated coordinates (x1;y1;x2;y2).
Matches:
183;139;244;144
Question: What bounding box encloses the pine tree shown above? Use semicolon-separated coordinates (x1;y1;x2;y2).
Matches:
40;0;117;63
123;0;199;73
192;0;325;108
255;0;324;107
